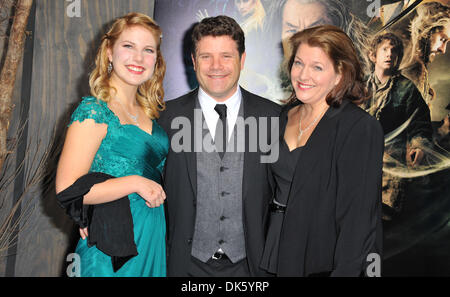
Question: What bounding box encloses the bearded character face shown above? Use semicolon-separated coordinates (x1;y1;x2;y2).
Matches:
420;24;450;64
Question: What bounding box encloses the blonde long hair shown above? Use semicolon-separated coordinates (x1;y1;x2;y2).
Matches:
406;2;450;65
239;0;266;35
89;12;166;119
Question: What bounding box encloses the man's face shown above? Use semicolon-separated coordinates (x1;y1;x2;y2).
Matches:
371;40;399;73
235;0;257;18
428;24;450;62
281;0;332;58
192;35;245;102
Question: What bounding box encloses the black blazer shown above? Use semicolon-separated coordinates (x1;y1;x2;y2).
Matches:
158;87;281;276
275;99;384;276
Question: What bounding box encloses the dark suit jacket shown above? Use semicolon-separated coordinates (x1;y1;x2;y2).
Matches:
158;87;281;276
276;99;384;277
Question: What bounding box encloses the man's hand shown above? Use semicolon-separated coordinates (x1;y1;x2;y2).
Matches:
409;148;424;167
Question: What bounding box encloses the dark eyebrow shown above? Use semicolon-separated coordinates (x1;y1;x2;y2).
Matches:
307;18;328;29
284;21;299;29
295;55;324;66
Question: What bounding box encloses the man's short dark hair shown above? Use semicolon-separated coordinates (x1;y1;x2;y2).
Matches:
191;15;245;57
370;32;404;71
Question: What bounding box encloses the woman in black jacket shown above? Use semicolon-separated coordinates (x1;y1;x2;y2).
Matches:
261;25;384;277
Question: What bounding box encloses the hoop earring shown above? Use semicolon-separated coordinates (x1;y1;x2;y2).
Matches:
107;62;113;74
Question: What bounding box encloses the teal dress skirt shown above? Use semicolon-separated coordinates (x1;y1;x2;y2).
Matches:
69;97;169;277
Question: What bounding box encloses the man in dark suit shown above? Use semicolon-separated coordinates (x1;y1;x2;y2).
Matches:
158;15;280;277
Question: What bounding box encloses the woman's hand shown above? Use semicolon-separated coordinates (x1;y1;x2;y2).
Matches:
135;176;166;208
80;227;88;240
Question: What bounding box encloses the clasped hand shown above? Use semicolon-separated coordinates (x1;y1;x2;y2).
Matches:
136;176;166;208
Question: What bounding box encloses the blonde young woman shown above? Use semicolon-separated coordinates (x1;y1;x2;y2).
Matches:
56;13;168;276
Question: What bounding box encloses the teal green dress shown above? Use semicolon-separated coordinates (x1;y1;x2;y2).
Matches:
69;96;168;277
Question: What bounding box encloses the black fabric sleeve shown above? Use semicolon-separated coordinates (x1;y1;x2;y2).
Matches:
331;116;384;276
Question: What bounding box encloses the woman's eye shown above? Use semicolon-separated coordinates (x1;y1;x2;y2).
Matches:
123;44;132;49
145;48;155;53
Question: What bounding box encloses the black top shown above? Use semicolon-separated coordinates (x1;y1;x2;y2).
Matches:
271;140;303;206
271;101;304;206
260;134;303;273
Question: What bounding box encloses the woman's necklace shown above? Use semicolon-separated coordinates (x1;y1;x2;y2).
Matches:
297;106;327;142
114;97;139;126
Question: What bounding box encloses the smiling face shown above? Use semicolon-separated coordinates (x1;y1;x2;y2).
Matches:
281;0;332;58
107;25;158;89
192;35;246;102
371;39;399;73
290;43;341;106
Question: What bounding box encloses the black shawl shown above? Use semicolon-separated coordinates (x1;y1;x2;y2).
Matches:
56;172;138;272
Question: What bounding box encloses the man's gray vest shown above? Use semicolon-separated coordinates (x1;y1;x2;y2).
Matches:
191;99;246;263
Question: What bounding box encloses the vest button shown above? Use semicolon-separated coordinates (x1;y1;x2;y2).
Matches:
220;166;228;172
220;216;226;221
187;238;192;244
218;239;225;245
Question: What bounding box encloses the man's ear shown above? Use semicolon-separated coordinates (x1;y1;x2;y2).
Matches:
191;53;196;71
240;52;246;70
369;51;377;64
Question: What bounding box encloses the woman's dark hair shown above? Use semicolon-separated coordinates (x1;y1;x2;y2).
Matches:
191;15;245;58
285;25;369;107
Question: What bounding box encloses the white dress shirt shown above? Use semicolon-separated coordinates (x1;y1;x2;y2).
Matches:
198;87;242;142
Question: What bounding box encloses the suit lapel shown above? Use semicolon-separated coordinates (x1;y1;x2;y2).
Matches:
241;89;258;204
287;100;350;204
181;89;198;198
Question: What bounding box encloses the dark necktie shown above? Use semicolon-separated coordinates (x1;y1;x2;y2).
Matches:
214;104;227;159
